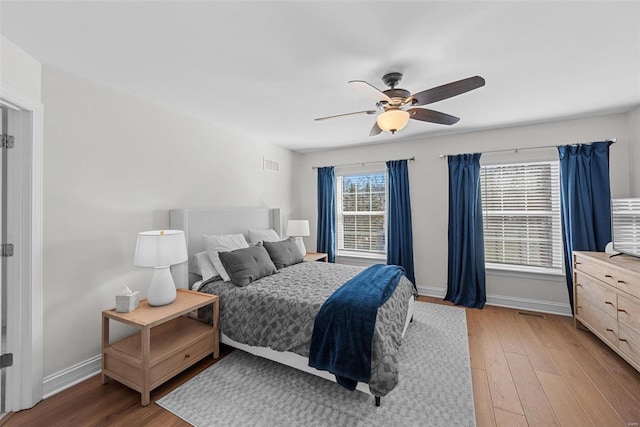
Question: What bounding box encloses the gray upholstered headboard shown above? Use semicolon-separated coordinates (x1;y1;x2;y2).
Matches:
169;208;281;289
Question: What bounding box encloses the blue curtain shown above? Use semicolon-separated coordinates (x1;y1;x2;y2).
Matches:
446;153;486;309
558;141;612;313
386;160;416;284
317;167;336;263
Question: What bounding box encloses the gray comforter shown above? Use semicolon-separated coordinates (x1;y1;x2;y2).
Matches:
197;261;416;396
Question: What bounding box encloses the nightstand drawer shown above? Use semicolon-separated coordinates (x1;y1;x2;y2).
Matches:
151;333;215;386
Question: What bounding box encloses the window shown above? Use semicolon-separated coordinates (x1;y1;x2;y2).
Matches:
480;160;562;273
336;172;387;257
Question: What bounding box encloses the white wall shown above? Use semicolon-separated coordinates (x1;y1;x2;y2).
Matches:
629;106;640;197
0;37;41;101
41;66;297;376
296;112;635;314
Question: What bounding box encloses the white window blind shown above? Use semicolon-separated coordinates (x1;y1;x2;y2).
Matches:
480;161;562;272
336;173;387;255
612;198;640;256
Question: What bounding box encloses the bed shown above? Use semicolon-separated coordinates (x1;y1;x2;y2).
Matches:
169;208;416;405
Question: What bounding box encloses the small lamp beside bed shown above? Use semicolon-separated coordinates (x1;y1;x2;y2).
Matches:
134;230;188;306
287;220;310;256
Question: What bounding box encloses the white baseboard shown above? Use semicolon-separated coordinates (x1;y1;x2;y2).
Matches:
42;354;102;399
417;285;572;317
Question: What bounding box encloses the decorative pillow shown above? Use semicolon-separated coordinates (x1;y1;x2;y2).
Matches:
203;234;250;282
218;243;277;287
263;237;304;269
248;228;281;244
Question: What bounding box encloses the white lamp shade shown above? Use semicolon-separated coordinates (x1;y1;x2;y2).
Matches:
133;230;188;267
376;110;410;133
287;220;310;237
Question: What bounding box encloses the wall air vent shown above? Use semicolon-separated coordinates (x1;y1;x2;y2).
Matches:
263;158;280;173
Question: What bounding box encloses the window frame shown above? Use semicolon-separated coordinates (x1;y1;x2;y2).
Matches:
480;159;564;276
335;170;388;259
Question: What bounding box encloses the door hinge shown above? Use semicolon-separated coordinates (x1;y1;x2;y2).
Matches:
1;133;14;149
0;353;13;369
1;243;14;257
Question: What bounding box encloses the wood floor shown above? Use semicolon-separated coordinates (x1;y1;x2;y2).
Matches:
3;297;640;426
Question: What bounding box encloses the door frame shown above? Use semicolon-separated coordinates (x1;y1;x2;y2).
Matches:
0;84;43;411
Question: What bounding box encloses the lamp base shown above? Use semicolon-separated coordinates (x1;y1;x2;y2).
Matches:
294;236;306;257
147;266;177;306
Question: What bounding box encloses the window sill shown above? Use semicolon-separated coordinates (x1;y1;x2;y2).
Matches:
336;251;386;261
486;263;565;282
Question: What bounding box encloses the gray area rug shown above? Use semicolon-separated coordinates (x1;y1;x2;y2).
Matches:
157;302;475;426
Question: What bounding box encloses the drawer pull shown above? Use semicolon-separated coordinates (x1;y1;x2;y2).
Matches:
604;301;614;306
184;354;191;359
618;309;627;313
575;262;582;265
618;280;627;285
619;338;628;343
605;274;613;278
576;283;582;287
605;328;615;333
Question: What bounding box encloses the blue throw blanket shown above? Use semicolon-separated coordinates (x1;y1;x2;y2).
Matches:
308;264;405;390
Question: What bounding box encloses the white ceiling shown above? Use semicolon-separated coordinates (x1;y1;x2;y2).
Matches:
1;1;639;153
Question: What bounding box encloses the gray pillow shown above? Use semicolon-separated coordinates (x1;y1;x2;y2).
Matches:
263;237;304;269
218;243;277;287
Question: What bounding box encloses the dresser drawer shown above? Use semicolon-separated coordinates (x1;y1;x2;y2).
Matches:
618;293;640;331
576;295;618;347
614;269;640;299
575;254;617;287
618;324;640;365
575;271;618;318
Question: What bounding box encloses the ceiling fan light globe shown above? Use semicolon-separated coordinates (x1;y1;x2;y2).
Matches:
376;110;410;134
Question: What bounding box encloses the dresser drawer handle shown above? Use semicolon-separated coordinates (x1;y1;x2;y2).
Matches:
605;274;613;278
576;283;582;287
618;309;627;313
575;262;582;265
619;338;628;343
604;301;614;305
184;354;191;359
605;328;615;333
618;280;627;284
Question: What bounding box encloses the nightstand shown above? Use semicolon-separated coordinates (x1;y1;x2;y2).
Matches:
304;252;328;262
101;289;219;406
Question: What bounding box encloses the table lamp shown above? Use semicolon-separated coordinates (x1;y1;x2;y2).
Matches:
134;230;188;306
287;220;310;256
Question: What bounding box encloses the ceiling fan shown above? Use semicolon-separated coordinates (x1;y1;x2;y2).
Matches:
315;72;485;136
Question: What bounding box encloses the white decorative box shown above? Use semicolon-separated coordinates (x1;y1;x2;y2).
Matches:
116;292;140;313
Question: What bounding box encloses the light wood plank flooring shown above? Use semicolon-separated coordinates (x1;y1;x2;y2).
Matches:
2;297;639;426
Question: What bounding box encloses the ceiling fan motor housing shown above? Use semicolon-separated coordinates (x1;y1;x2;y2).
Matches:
382;88;411;107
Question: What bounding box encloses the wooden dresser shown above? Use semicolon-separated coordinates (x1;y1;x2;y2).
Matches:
573;251;640;372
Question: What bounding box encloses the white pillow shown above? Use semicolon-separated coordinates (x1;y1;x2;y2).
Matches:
248;228;281;244
203;234;249;282
190;251;219;281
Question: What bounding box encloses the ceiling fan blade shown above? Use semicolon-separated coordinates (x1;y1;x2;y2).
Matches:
411;76;485;106
314;110;377;121
408;108;460;125
369;122;383;136
349;80;393;103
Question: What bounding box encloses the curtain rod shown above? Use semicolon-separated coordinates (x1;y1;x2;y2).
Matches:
438;138;617;159
311;156;415;170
